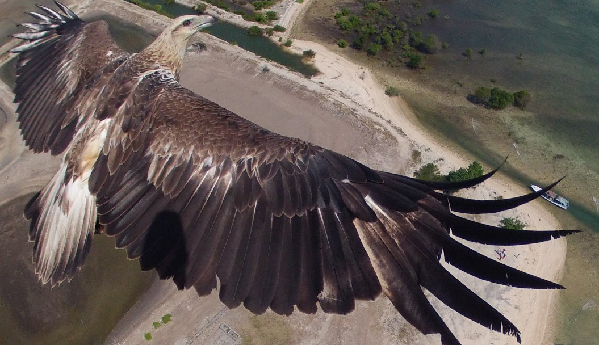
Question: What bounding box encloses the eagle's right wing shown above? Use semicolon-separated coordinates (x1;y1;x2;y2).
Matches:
12;2;129;154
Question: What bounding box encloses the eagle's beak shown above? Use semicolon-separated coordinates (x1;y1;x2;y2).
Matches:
194;15;215;32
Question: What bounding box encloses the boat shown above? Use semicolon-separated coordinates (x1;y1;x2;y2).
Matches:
529;184;569;210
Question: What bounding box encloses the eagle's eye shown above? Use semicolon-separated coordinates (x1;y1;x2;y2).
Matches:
182;19;192;27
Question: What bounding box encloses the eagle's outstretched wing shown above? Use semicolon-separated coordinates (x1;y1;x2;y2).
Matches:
12;2;129;154
89;74;573;344
11;3;578;345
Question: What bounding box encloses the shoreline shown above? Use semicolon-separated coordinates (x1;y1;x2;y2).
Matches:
0;0;568;344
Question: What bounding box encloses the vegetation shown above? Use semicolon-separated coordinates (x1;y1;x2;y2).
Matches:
415;161;484;183
193;3;207;13
162;314;172;324
252;0;275;10
464;48;472;58
153;322;161;329
248;12;268;23
406;52;422;69
247;26;264;36
513;90;531;109
266;11;278;21
144;333;152;341
203;0;229;11
265;28;274;36
446;161;484;182
385;86;400;97
303;49;316;58
479;48;487;55
126;0;174;18
283;39;292;47
332;1;445;68
164;0;174;4
273;25;286;32
427;9;439;18
500;217;526;230
414;163;444;182
472;86;516;110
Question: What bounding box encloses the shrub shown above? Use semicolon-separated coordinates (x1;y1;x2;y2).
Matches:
500;217;526;230
385;86;400;97
488;87;514;110
428;9;439;18
265;28;274;36
340;8;350;16
447;161;484;182
337;39;348;48
303;49;316;58
406;52;422;69
284;39;292;47
144;333;152;341
367;43;382;56
513;90;531;109
194;3;208;12
247;26;263;36
153;322;161;329
266;11;278;21
414;163;444;182
464;48;472;58
473;87;492;104
164;0;174;4
162;314;172;324
479;48;487;55
273;25;286;32
252;12;268;23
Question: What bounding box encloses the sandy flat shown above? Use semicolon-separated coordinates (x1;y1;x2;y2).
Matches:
0;0;568;344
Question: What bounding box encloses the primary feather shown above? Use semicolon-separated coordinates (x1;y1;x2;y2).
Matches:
11;2;578;344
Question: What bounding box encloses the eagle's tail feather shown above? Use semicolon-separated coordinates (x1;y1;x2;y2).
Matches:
25;164;96;285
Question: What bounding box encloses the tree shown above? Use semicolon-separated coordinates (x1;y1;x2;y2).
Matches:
513;90;531;109
247;26;263;36
266;11;278;21
473;87;492;104
414;163;444;182
406;52;422;69
367;43;382;56
447;161;484;182
193;3;207;13
428;9;439;18
488;87;514;110
303;49;316;58
500;217;526;230
385;86;400;97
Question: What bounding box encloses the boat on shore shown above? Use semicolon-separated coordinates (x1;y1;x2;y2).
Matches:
530;184;569;210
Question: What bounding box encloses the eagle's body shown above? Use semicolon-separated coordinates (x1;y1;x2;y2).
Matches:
11;3;577;345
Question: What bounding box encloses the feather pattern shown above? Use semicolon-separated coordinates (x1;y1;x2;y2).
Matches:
11;4;579;345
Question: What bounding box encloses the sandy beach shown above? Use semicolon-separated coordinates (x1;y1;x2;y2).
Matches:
0;0;568;344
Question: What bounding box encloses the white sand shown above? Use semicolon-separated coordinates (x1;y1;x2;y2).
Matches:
0;0;567;344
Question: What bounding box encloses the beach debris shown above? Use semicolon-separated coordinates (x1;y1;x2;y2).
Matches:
471;118;478;133
495;248;507;260
592;196;599;212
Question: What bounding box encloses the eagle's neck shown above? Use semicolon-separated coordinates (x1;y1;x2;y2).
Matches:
139;32;189;78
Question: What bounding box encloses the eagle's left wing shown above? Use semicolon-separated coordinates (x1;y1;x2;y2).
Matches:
12;2;129;154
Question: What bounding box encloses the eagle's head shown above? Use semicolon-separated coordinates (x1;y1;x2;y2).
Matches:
169;15;215;40
143;14;214;77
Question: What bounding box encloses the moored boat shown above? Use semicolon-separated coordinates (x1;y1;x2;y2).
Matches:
530;184;569;210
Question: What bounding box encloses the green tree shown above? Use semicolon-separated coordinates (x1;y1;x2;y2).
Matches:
303;49;316;58
193;3;207;13
367;43;382;56
414;163;444;182
406;52;422;69
513;90;531;109
266;11;278;21
336;17;352;31
500;217;526;230
473;87;492;104
428;9;439;18
385;86;400;97
247;26;263;36
488;87;514;110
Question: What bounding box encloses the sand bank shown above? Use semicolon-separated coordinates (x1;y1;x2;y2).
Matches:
0;0;568;344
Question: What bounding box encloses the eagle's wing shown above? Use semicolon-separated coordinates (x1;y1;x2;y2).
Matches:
12;3;129;154
88;73;575;344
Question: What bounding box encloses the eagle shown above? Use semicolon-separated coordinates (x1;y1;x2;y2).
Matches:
10;3;576;344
